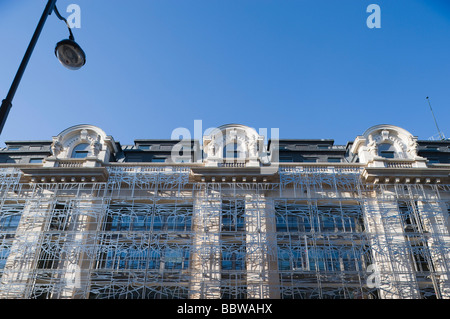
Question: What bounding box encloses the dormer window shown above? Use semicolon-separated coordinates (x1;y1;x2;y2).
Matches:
378;143;396;159
203;124;264;167
71;143;90;159
223;142;243;159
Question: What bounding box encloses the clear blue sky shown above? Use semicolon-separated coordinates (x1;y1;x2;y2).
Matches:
0;0;449;146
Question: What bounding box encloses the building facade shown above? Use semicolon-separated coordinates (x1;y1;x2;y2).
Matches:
0;123;449;299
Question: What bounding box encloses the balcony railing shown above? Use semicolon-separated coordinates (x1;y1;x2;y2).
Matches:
218;162;246;168
56;159;85;168
385;162;413;169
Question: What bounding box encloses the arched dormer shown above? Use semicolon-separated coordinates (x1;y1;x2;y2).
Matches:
46;124;118;167
203;124;265;167
351;124;426;167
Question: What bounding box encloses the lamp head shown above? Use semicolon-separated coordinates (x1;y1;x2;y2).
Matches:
55;39;86;70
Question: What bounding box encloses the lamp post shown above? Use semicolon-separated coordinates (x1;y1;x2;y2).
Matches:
0;0;86;135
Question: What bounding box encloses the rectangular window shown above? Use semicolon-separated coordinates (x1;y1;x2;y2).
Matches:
277;247;306;271
380;151;394;158
148;249;161;270
108;214;131;231
49;203;70;231
280;156;293;162
225;143;241;159
174;157;191;163
222;199;245;232
104;203;192;232
222;249;246;270
0;214;21;232
0;205;23;232
126;156;142;162
29;158;44;164
277;248;291;271
37;237;62;269
410;241;431;272
0;247;11;270
398;201;423;233
327;157;341;163
73;151;88;159
164;248;189;270
220;274;247;299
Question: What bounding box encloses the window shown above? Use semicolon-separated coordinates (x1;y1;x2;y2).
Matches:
380;151;394;158
279;156;293;163
220;274;247;299
275;202;318;233
378;143;396;159
174;157;191;163
222;250;246;270
126;156;142;162
105;213;131;231
29;158;43;164
148;248;161;269
327;157;341;163
428;158;440;164
278;249;290;271
164;248;189;270
37;237;62;269
0;247;10;270
303;158;317;163
224;142;243;159
0;214;21;232
151;157;166;163
398;201;423;233
0;205;23;232
103;203;193;232
71;143;90;158
278;247;306;271
49;203;70;231
222;200;245;232
409;240;431;272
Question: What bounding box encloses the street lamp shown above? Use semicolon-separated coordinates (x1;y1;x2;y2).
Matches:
55;39;86;70
53;5;86;70
0;0;86;135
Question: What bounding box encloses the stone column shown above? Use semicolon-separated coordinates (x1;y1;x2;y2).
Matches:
363;195;421;299
0;199;48;298
190;188;221;298
417;199;450;298
245;194;280;298
245;193;270;298
56;198;103;299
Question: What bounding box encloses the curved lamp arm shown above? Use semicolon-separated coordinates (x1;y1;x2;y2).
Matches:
53;5;75;41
